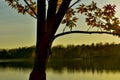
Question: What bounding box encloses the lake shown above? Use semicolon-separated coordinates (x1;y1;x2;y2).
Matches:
1;66;120;80
0;58;120;80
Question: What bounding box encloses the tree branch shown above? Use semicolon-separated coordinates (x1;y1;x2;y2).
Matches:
24;0;37;18
69;0;81;8
52;31;119;42
47;0;57;19
49;30;119;52
46;0;58;31
52;0;72;32
46;0;72;42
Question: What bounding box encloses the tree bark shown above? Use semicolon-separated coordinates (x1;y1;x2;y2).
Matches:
29;0;72;80
29;0;47;80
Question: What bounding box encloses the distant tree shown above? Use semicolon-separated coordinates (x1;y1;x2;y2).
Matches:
4;0;120;80
0;49;8;59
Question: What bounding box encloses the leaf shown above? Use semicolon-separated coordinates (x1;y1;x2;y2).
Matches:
72;17;78;22
28;9;34;16
76;4;85;13
17;4;24;13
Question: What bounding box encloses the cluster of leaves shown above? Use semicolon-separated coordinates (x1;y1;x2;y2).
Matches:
76;1;120;36
5;0;63;18
5;0;37;18
62;1;120;37
62;8;78;31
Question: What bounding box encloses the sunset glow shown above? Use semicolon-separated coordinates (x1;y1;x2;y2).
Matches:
1;0;120;48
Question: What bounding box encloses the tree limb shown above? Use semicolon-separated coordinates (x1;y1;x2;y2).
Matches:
52;31;119;41
46;0;58;31
49;30;119;54
53;0;72;32
69;0;81;8
47;0;57;19
24;0;37;18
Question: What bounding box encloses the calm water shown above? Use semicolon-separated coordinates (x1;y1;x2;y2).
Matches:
0;59;120;80
1;67;120;80
0;68;31;80
47;69;120;80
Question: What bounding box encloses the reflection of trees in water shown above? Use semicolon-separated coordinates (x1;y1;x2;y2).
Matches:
48;58;120;74
0;60;33;69
0;58;120;73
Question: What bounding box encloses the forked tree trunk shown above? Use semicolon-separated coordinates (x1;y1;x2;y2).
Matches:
29;0;72;80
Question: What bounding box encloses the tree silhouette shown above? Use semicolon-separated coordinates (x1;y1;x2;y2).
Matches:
4;0;120;80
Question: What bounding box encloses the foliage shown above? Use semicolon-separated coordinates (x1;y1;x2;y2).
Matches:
62;8;78;31
56;0;120;36
5;0;120;36
62;1;120;36
76;1;120;36
5;0;37;18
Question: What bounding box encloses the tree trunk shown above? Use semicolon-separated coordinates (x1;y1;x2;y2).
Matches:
29;47;48;80
29;0;72;80
29;53;47;80
29;0;48;79
29;32;52;80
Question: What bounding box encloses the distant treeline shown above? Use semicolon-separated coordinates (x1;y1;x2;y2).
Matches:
0;46;35;59
1;43;120;59
51;42;120;59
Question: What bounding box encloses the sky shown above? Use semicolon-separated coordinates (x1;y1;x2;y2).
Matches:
1;0;120;49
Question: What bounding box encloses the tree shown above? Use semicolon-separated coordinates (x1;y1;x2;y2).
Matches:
4;0;120;80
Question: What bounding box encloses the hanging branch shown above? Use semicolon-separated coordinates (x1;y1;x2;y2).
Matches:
24;0;37;18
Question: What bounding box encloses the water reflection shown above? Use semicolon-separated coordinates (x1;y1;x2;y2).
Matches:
0;59;33;70
0;58;120;73
47;57;120;74
0;58;120;80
